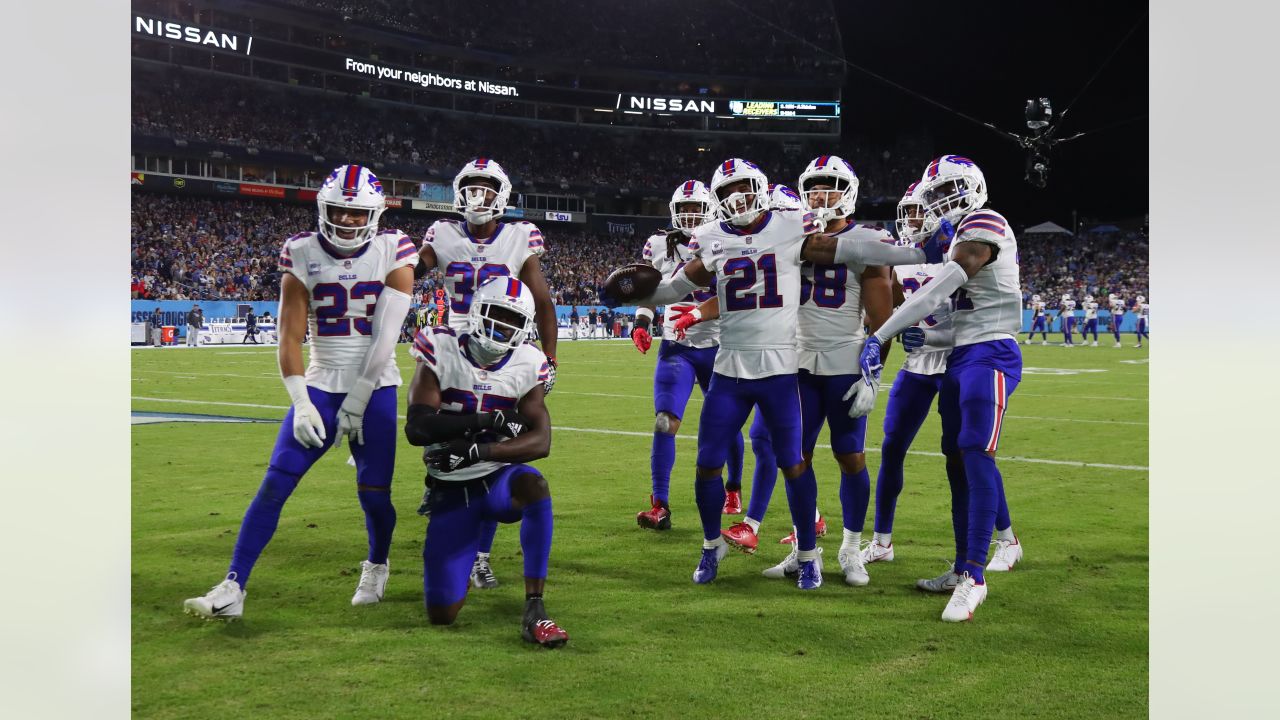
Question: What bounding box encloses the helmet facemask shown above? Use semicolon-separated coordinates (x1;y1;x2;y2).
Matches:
714;178;767;227
895;197;930;246
453;175;509;225
318;201;383;252
467;298;533;363
670;199;711;233
801;174;858;225
921;174;987;226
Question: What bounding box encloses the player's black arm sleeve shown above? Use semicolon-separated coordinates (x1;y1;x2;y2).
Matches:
483;385;551;463
404;404;492;445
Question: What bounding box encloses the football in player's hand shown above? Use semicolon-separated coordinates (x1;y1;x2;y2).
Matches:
603;264;663;305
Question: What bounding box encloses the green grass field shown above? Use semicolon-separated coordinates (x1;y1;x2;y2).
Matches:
131;338;1149;719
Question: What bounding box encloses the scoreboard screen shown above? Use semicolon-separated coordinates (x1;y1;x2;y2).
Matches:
727;100;841;118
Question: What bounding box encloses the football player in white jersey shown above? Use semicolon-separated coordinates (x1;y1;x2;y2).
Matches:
616;158;947;590
862;182;1021;574
1082;295;1100;346
1024;294;1049;344
403;277;567;648
1134;294;1149;348
417;158;559;589
1060;294;1078;346
856;155;1025;621
185;165;416;619
1109;293;1127;347
632;181;746;530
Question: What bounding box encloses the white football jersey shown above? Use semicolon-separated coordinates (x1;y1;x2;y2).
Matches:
1061;299;1077;314
408;327;550;483
946;209;1022;346
642;231;720;348
1033;301;1047;317
1138;302;1149;318
1110;299;1127;318
1084;301;1099;319
894;262;952;377
424;219;546;331
796;223;892;375
690;209;822;379
279;229;418;392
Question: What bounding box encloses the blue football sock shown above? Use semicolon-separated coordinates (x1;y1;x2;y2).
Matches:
477;520;499;555
840;468;871;533
228;466;300;588
783;467;818;552
693;474;726;542
357;489;396;565
746;428;778;523
650;431;676;502
874;436;908;534
945;456;969;573
961;450;1001;584
995;467;1011;531
725;431;745;492
519;497;553;580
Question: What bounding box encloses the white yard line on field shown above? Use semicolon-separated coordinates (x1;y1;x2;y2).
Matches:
130;396;1149;471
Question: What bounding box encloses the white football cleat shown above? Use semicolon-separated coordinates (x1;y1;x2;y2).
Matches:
987;537;1023;572
470;555;499;589
184;575;245;620
916;564;962;593
838;546;869;587
861;541;895;564
763;546;822;579
1113;341;1122;348
941;573;987;622
1091;341;1098;346
352;560;389;606
1041;340;1049;345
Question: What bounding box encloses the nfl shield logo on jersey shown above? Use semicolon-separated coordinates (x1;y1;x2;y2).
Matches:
307;261;321;275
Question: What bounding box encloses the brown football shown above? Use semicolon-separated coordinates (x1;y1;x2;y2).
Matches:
603;263;664;304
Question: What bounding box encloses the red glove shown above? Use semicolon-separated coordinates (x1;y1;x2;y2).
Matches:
671;308;703;340
631;326;652;354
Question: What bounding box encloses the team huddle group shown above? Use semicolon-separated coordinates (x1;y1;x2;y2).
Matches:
182;150;1028;648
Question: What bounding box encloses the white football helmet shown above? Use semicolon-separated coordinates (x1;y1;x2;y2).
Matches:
1062;294;1072;302
1136;295;1146;304
467;276;536;362
798;155;859;224
1085;295;1094;303
1108;293;1119;302
709;158;769;226
453;158;512;225
895;181;929;246
918;155;989;226
767;183;804;211
1031;294;1042;303
316;164;388;252
669;180;714;232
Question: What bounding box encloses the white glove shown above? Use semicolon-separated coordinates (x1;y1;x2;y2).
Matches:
843;374;881;419
284;375;327;449
336;377;375;447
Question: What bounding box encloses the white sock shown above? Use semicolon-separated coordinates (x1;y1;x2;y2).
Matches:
872;531;892;547
814;508;822;523
703;536;726;551
797;548;817;562
996;526;1016;543
476;552;490;561
744;517;761;534
841;528;861;552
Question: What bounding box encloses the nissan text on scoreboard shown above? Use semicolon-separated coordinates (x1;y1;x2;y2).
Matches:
618;94;839;119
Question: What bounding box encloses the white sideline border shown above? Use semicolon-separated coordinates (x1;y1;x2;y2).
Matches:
130;395;1150;472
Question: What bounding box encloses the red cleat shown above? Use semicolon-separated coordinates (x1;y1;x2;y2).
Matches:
722;490;743;515
636;495;671;531
522;617;569;649
721;521;759;554
779;514;828;544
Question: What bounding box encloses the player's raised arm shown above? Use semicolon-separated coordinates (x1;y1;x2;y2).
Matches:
863;240;990;349
802;228;946;267
642;257;714;306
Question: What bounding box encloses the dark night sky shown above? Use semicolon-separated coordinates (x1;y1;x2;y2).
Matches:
832;2;1148;228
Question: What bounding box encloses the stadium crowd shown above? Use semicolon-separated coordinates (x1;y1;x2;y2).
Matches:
132;70;926;203
132;194;1148;312
273;0;844;78
1018;226;1149;303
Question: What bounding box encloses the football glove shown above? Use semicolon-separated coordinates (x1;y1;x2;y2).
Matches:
858;335;884;386
671;307;703;340
899;326;926;353
543;355;557;395
425;440;489;473
843;373;881;419
631;326;652;354
922;218;956;264
335;377;375;447
292;400;328;449
487;408;533;439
